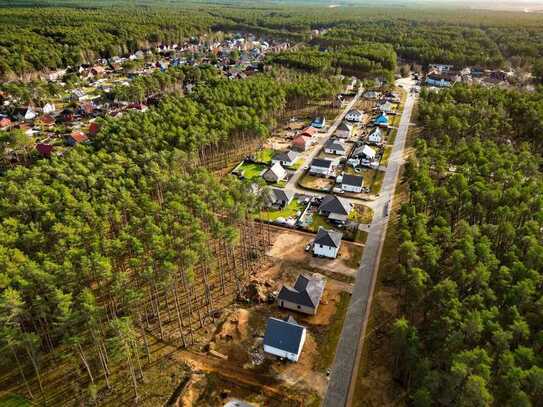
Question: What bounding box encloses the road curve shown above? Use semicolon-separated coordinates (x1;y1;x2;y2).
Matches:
323;78;417;407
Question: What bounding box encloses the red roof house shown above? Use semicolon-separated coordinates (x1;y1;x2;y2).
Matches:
36;143;54;157
292;135;312;152
88;122;100;136
299;126;317;138
37;115;55;127
0;117;12;129
67;131;89;146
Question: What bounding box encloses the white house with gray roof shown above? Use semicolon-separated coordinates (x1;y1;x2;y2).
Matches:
263;162;287;183
263;316;306;362
324;139;347;156
313;227;343;258
264;187;294;209
309;158;334;176
277;274;326;315
335;121;354;138
272;150;299;167
341;174;364;193
318;195;353;222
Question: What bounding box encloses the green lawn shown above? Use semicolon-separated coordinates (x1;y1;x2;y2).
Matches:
255;148;274;164
381;146;392;166
291;158;304;170
238;162;267;180
306;213;332;232
315;291;351;371
349;205;374;224
259;199;304;221
371;170;385;194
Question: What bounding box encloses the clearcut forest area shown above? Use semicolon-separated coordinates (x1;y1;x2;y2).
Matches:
0;1;543;406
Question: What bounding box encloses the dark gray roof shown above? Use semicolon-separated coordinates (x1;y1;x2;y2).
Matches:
263;317;305;354
314;227;343;248
324;139;346;152
266;187;293;204
342;174;363;187
277;274;326;308
310;158;332;169
318;195;352;215
337;121;352;131
273;150;298;162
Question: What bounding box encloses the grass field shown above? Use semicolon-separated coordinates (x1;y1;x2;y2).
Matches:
258;199;304;222
381;146;392;166
254;148;274;164
315;291;351;372
238;162;267;180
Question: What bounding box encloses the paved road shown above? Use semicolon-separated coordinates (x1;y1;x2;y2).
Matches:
285;87;364;191
324;78;417;407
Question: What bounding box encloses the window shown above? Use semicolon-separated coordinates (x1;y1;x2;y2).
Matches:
297;305;301;309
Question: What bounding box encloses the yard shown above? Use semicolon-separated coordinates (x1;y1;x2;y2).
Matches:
305;211;367;244
349;204;374;225
235;162;267;180
344;166;385;195
381;146;392;166
298;173;334;192
258;199;305;222
254;148;274;164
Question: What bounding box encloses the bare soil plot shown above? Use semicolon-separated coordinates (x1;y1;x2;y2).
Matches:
298;173;335;192
267;228;362;279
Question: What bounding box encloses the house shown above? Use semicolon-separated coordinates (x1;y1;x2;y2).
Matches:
324;139;347;156
353;144;377;161
24;107;36;121
0;117;12;130
42;103;56;115
311;116;326;129
292;135;312;152
36;115;55;128
368;128;383;145
383;92;401;103
335;121;353;139
299;126;317;138
262;162;287;183
318;195;352;222
272;150;299;167
379;101;394;114
90;66;106;77
429;64;454;73
67;131;89;146
309;158;333;176
313;227;342;258
36;143;54;157
341;174;364;193
264;187;294;209
61;109;75;122
374;113;389;127
263;316;306;362
363;91;380;100
277;274;326;315
345;109;363;123
425;73;460;88
88;122;100;136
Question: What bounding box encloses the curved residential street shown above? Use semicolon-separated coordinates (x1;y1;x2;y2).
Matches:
324;77;417;407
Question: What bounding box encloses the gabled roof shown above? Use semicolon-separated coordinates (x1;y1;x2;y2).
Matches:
369;128;382;138
263;162;286;180
278;274;326;308
318;195;352;215
266;187;293;204
273;150;298;163
263;317;305;354
324;139;346;153
299;126;317;137
70;131;88;143
375;113;388;124
310;158;332;169
353;145;376;159
314;227;342;248
347;109;362;116
337;121;352;132
342;174;363;188
36;143;53;157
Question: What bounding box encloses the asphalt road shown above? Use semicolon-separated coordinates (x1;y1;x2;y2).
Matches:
284;86;364;193
323;77;417;407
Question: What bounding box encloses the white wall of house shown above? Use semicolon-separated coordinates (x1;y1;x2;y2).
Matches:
313;243;339;258
310;166;331;176
346;112;362;122
342;184;362;193
278;300;316;315
264;329;306;362
335;129;351;138
324;148;344;156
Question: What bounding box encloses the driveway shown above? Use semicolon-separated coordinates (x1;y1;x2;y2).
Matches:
323;77;417;407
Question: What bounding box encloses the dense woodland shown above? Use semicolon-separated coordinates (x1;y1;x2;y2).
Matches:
2;3;543;80
392;85;543;405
